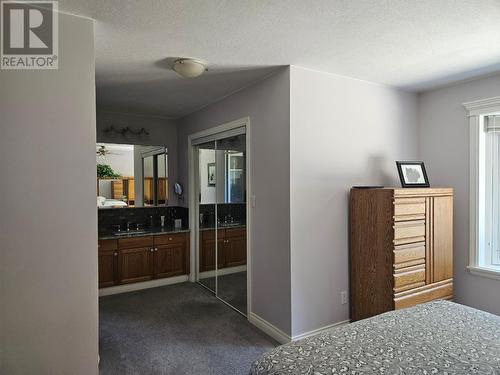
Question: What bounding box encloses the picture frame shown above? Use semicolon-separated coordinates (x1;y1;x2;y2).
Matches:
207;162;216;186
396;161;430;188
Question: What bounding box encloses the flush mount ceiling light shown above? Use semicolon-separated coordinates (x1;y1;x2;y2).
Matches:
172;58;207;78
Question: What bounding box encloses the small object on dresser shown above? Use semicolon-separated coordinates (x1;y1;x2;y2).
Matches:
160;215;165;227
396;161;430;188
174;219;182;229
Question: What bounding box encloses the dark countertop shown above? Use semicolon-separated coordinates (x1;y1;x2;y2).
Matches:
99;224;246;240
200;224;246;231
99;227;190;240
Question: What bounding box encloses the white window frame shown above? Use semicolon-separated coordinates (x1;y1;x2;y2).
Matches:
463;96;500;280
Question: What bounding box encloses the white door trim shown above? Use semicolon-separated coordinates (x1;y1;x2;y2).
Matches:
463;97;500;276
188;117;252;317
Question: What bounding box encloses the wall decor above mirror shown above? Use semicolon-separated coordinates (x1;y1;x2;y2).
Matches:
96;143;168;209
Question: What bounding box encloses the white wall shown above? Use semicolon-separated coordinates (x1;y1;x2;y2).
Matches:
178;68;292;335
0;13;98;374
97;112;178;205
289;66;419;336
419;73;500;316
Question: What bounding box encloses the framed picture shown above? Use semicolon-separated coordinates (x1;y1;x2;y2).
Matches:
396;161;430;188
207;163;216;186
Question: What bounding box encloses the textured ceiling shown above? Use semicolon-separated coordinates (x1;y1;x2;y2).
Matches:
59;0;500;118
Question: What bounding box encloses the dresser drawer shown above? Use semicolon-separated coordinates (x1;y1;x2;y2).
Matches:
394;280;453;309
118;236;153;249
394;242;426;269
154;232;186;245
394;220;425;245
394;264;426;292
394;198;426;221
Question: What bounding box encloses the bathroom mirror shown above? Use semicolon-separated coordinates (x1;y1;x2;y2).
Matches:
96;143;168;208
142;147;168;207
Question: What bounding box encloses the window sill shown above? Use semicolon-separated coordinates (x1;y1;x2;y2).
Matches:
467;265;500;281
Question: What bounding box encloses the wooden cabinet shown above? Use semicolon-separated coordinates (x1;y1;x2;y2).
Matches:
224;228;247;268
98;232;189;289
200;227;247;271
154;233;190;278
200;237;225;272
98;240;118;288
119;246;154;284
349;187;453;321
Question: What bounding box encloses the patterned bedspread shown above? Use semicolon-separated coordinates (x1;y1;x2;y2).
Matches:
250;300;500;374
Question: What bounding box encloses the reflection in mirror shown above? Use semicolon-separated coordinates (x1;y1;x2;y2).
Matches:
142;155;154;206
196;133;247;314
214;133;247;314
157;153;168;205
96;143;168;209
198;141;217;293
216;134;246;204
141;147;168;207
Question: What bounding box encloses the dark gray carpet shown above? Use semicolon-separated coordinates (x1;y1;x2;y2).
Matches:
99;282;277;375
199;275;215;292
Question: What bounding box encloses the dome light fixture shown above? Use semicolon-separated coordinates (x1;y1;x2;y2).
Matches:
172;58;207;78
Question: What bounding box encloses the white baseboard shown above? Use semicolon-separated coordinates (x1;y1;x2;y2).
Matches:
99;275;189;296
291;319;350;341
248;312;291;344
248;312;350;345
199;265;247;279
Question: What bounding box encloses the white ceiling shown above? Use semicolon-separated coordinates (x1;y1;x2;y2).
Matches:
60;0;500;119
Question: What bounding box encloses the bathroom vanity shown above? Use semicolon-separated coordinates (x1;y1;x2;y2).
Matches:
98;229;190;288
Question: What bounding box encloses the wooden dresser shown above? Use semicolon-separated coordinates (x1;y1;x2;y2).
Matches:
349;187;453;321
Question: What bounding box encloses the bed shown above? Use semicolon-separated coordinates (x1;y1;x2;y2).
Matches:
97;196;128;208
250;301;500;374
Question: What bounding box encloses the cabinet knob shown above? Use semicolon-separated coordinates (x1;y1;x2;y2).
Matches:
169;237;173;241
154;248;158;252
150;248;154;252
113;252;118;257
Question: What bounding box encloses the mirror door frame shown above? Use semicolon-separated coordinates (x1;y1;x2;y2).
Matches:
187;117;252;317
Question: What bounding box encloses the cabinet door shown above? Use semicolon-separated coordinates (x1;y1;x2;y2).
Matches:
98;250;118;288
432;196;453;282
119;247;154;284
155;243;186;278
201;238;225;271
225;236;246;267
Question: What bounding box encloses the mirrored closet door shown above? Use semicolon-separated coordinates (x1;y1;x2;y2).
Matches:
195;128;247;315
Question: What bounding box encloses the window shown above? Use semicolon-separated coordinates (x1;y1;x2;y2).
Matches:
484;116;500;267
464;97;500;280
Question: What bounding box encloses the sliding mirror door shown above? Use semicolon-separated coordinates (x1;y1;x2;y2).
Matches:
195;128;247;315
215;134;247;314
197;141;217;292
